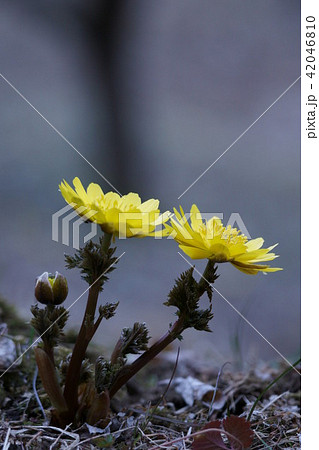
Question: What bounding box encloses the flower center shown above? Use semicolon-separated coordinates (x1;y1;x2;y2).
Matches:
209;244;231;263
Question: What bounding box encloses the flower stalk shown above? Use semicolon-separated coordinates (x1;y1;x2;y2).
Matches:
63;281;101;415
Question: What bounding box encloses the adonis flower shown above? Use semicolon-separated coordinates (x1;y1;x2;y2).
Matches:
59;177;169;238
165;205;282;275
35;271;68;305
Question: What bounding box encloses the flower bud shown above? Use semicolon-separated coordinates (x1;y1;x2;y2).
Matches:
35;272;68;305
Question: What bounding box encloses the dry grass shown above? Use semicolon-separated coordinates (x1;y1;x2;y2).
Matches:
0;353;300;449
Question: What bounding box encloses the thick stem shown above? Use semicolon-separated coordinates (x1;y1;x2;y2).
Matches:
43;342;55;366
63;282;101;417
42;305;57;366
109;317;185;398
101;232;112;253
34;347;68;414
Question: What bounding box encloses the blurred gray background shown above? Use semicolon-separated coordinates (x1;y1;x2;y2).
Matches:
0;0;300;368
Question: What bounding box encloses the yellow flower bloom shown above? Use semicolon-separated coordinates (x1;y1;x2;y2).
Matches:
165;205;283;275
59;177;169;238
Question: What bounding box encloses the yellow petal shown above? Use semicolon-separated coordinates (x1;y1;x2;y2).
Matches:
120;193;141;209
179;245;212;259
73;177;89;202
231;262;260;275
190;204;203;232
245;238;264;251
87;183;104;202
141;198;159;211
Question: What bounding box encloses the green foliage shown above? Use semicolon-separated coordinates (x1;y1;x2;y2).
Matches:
98;302;119;320
166;268;199;312
119;322;150;357
94;322;150;394
164;266;215;332
30;304;69;347
65;236;118;287
95;356;124;393
60;354;93;385
188;307;214;332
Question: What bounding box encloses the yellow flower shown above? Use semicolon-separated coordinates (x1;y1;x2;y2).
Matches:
59;177;169;238
165;205;282;275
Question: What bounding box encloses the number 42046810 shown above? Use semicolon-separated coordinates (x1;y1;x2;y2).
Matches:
306;16;316;79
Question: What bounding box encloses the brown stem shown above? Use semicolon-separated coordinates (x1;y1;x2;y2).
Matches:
109;317;185;398
63;282;101;417
43;342;55;366
34;347;68;414
92;314;103;335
